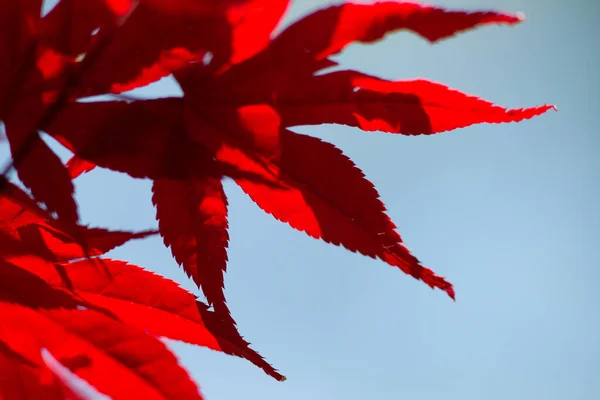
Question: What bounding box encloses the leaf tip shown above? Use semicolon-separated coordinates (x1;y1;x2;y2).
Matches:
538;104;558;115
515;11;526;22
447;286;456;301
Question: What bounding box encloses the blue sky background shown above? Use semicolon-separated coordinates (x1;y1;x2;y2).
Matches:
8;0;599;399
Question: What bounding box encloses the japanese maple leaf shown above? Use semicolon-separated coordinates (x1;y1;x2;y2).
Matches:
0;295;204;400
1;0;287;235
40;0;290;96
0;187;284;398
47;2;554;318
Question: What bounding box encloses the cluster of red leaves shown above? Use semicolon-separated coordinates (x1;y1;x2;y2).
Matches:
0;180;281;398
0;0;553;398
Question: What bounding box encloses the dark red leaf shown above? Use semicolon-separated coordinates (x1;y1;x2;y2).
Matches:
47;99;278;185
42;0;291;97
153;177;232;321
4;130;78;227
0;3;80;233
272;1;525;63
46;99;194;179
40;0;132;56
0;0;42;109
187;105;453;297
190;1;527;91
79;227;157;255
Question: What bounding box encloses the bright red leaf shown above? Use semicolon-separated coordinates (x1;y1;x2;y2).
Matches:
0;340;72;400
9;256;284;381
2;185;281;380
65;155;97;179
0;298;203;399
44;1;555;308
0;185;284;399
1;1;555;398
273;71;556;134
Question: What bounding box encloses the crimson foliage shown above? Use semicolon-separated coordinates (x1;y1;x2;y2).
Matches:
0;1;553;398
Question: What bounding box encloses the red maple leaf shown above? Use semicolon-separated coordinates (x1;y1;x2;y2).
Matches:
46;2;553;314
0;183;283;398
1;0;288;233
1;1;555;398
0;0;80;233
40;0;291;96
